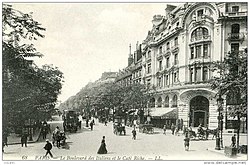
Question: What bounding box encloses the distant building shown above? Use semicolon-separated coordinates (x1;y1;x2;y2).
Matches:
116;2;247;130
96;71;118;84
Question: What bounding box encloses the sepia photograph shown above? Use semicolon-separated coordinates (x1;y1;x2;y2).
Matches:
1;1;248;163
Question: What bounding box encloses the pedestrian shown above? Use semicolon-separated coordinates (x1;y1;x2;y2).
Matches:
54;126;61;148
41;122;48;140
90;121;94;131
171;123;175;135
92;119;95;125
163;125;167;135
44;139;53;158
21;133;28;147
132;129;136;140
104;119;108;126
231;134;236;148
184;133;190;151
97;136;108;154
86;119;89;127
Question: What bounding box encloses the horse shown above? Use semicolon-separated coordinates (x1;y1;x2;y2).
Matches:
207;128;219;140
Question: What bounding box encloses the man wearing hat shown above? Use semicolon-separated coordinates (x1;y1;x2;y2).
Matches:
44;139;53;158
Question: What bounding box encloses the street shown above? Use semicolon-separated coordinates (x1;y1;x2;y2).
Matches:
3;117;247;161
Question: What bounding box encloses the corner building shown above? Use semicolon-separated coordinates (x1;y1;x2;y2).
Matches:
118;2;247;129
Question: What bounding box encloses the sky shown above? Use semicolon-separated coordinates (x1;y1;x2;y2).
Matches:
9;2;183;103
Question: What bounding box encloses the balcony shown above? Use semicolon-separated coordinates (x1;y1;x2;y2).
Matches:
190;35;211;43
171;45;179;54
226;11;247;17
227;33;245;43
163;49;171;57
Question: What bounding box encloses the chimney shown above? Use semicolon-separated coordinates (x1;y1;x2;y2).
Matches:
128;44;133;66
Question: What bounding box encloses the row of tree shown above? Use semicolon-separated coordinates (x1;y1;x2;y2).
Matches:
58;81;155;123
2;4;64;134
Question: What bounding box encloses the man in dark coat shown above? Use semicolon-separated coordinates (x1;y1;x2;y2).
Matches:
21;133;28;147
132;129;137;140
90;121;94;131
231;134;236;147
44;139;53;158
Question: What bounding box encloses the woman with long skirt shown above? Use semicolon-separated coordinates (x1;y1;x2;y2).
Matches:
97;136;107;154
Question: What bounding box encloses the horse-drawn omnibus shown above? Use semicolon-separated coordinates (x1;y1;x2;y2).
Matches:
63;110;81;132
113;115;126;135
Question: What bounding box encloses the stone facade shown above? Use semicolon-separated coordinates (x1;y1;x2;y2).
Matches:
116;2;247;129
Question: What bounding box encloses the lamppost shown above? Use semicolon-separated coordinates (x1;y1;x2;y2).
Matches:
215;94;224;150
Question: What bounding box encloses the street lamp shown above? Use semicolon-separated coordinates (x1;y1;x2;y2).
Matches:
215;94;224;150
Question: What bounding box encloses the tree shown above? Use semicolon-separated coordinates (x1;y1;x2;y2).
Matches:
210;49;247;148
2;4;63;134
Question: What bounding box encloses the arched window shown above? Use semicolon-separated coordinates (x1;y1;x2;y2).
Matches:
148;50;151;58
191;27;209;41
159;46;163;54
174;37;178;46
172;95;178;107
149;98;155;108
157;97;162;107
165;96;169;107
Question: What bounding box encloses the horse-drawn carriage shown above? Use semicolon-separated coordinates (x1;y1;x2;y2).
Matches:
113;116;126;135
185;126;218;140
63;110;81;132
139;124;154;134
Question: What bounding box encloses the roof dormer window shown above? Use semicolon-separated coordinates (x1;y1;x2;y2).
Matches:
232;6;239;12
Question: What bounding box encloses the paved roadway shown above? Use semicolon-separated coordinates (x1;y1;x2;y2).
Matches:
3;116;247;161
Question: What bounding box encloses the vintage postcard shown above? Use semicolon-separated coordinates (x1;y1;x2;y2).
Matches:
2;2;248;164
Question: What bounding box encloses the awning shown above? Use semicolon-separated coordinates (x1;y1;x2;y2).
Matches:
149;108;177;119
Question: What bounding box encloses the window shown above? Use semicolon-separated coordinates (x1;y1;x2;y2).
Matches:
165;75;169;86
190;68;194;82
191;47;194;59
147;79;151;87
203;44;208;58
195;67;201;82
157;97;162;107
166;42;170;50
195;45;202;58
149;98;155;108
174;37;178;46
159;46;163;54
173;72;178;82
231;24;240;33
165;96;169;107
232;6;239;12
197;9;204;17
157;77;162;87
148;51;151;58
172;95;178;107
174;54;178;65
166;57;170;68
203;67;208;81
231;43;239;53
159;60;162;71
191;27;208;41
231;24;240;39
147;63;151;73
176;22;179;27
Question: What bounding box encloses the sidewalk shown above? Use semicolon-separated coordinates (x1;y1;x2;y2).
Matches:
207;147;248;160
6;128;41;145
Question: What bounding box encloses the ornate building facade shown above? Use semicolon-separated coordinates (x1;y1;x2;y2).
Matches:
116;2;247;129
